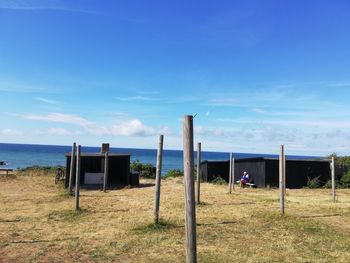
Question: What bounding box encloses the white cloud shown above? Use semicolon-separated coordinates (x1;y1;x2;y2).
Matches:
111;120;154;136
47;127;71;136
25;113;95;127
1;129;23;136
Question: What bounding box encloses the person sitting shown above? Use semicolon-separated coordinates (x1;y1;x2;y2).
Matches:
240;171;250;187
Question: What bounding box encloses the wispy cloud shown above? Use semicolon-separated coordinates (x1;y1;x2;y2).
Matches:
1;128;23;136
116;96;157;101
24;112;156;137
24;113;95;127
0;0;98;14
33;97;60;105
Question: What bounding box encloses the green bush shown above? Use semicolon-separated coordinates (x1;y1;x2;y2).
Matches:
130;160;156;179
164;169;183;178
340;172;350;188
306;176;321;188
211;176;227;185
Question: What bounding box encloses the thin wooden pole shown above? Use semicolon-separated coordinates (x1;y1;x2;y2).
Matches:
196;142;201;204
331;156;336;202
183;115;197;263
103;151;109;192
75;145;81;211
279;145;285;214
228;152;233;193
68;142;76;193
232;157;235;191
154;134;164;224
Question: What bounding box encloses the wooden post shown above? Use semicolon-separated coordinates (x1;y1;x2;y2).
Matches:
68;142;76;193
75;145;81;211
103;151;109;192
228;152;233;193
154;134;164;224
232;157;235;191
331;157;336;202
183;115;197;263
196;142;201;204
279;145;285;214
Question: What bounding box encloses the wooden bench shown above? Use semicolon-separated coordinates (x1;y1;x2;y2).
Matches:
0;168;14;175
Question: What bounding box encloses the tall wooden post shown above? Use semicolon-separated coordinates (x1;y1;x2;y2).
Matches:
331;157;336;202
196;142;201;204
228;152;233;193
232;157;235;192
75;145;81;211
68;142;76;193
183;115;197;263
154;134;164;224
279;145;285;214
103;151;109;192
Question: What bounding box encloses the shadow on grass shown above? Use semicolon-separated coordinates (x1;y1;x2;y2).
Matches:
197;221;236;227
133;220;179;233
300;214;342;218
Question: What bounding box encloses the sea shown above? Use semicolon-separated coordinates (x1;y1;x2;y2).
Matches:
0;143;321;174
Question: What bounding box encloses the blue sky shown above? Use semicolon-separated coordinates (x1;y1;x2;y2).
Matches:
1;0;350;155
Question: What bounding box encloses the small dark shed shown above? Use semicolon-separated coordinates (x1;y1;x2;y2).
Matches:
201;157;332;188
65;152;134;187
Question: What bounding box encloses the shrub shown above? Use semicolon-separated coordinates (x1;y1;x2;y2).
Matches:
130;160;156;179
211;176;227;185
306;176;321;188
164;169;183;178
340;172;350;188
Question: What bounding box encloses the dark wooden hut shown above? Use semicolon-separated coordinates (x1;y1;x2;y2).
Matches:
201;157;332;188
65;152;136;187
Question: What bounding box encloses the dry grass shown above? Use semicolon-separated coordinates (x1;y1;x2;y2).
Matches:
1;171;350;263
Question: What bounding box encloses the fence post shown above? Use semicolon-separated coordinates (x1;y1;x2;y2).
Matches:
196;142;201;204
279;145;285;214
68;142;76;193
331;156;336;202
75;145;81;211
228;152;233;193
154;134;164;224
183;115;197;263
232;157;235;192
103;151;109;192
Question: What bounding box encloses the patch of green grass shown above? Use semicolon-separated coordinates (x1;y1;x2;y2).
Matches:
47;209;87;222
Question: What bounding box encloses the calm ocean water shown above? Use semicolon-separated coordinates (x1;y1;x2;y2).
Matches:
0;143;319;174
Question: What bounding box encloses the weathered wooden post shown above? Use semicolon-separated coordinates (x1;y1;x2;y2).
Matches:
228;152;233;193
331;156;336;202
75;145;81;211
103;151;109;192
279;145;285;214
68;142;76;193
196;142;201;204
154;134;164;224
232;157;235;191
183;115;197;263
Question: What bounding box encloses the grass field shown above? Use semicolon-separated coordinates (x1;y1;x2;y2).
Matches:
1;170;350;262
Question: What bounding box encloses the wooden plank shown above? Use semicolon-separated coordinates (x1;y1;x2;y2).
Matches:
154;134;164;224
103;151;109;192
68;142;76;193
228;152;232;193
331;157;336;202
75;145;81;211
183;115;197;263
279;145;285;214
